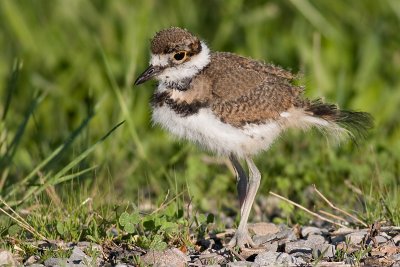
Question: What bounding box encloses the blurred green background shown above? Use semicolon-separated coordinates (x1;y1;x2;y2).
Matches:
1;0;399;224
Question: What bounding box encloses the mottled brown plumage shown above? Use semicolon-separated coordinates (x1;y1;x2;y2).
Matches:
200;52;302;126
151;27;201;54
163;51;303;127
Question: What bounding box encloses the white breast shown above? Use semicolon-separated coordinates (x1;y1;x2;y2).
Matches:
152;105;283;158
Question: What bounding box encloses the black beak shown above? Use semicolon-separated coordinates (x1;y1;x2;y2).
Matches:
134;65;162;85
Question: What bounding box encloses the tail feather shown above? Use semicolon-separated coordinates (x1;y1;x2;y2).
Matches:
304;99;373;141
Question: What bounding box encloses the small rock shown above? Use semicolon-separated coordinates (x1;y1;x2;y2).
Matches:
379;245;400;255
141;248;190;267
391;253;400;261
37;240;58;250
285;229;300;242
334;227;354;234
301;226;328;238
315;244;336;258
285;240;312;254
44;257;68;266
374;235;388;245
198;247;233;264
306;234;327;246
254;251;303;266
393;234;400;246
260;241;278;252
198;252;226;265
25;255;40;265
315;262;351;266
248;223;279;236
331;235;346;244
252;234;275;245
77;241;102;252
252;227;297;246
227;261;255;267
336;242;359;254
69;246;93;264
0;250;18;267
346;231;367;245
239;247;266;259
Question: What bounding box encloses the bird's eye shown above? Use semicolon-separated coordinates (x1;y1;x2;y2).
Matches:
173;51;187;61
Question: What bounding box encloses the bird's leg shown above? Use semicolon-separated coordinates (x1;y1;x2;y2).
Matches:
229;154;248;212
228;157;261;248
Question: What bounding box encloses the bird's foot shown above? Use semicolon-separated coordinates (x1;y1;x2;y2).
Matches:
227;230;257;249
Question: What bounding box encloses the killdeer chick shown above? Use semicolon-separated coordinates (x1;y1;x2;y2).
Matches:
134;27;372;248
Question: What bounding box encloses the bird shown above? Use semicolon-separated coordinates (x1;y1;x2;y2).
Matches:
134;27;373;248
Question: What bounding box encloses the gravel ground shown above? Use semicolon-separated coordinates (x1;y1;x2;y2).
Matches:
2;222;400;266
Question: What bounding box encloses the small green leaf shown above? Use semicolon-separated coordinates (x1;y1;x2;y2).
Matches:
119;212;130;226
143;219;156;230
160;221;178;231
164;204;176;218
154;216;164;228
150;235;168;250
56;221;65;235
8;224;21;236
123;222;135;234
129;213;140;224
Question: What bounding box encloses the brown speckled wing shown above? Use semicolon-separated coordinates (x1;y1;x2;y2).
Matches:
200;52;304;127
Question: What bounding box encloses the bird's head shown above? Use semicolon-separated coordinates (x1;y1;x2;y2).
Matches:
134;27;210;86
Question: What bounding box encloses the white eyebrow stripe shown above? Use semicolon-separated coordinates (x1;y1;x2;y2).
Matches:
150;54;169;67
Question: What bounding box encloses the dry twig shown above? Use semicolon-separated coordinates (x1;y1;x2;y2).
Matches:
269;191;349;229
319;210;348;223
313;185;368;227
151;190;184;215
0;198;46;240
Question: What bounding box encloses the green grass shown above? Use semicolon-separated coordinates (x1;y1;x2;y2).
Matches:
0;0;400;261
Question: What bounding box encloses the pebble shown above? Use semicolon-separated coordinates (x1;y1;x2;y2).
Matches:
0;250;18;267
253;227;298;246
392;253;400;261
25;255;40;265
345;231;367;245
254;251;304;266
393;234;400;246
315;244;336;258
248;222;279;236
302;226;328;237
227;261;255;267
44;257;68;266
306;234;328;246
375;235;389;244
141;248;190;267
331;234;346;244
76;241;103;253
69;246;93;263
285;240;312;253
239;247;266;260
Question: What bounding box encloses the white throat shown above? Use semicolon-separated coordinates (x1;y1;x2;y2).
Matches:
150;41;211;87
